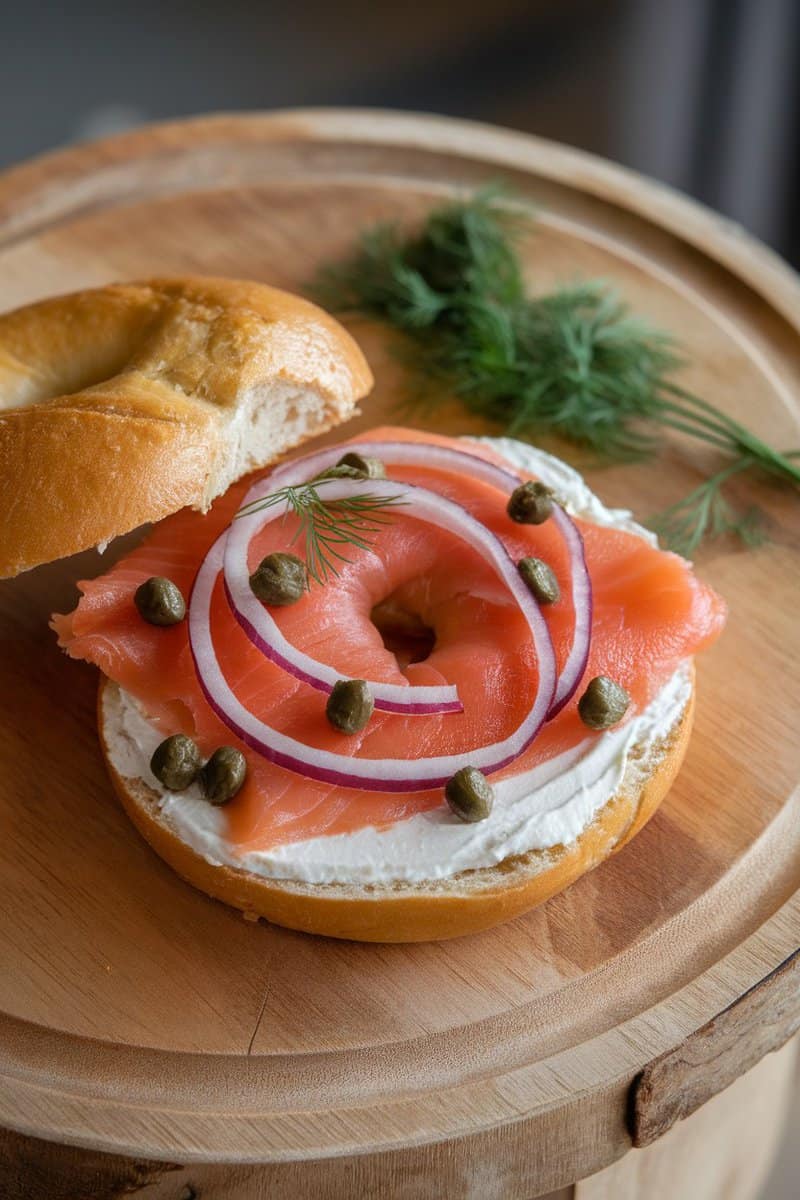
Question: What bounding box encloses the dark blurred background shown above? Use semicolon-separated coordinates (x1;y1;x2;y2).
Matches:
1;0;798;266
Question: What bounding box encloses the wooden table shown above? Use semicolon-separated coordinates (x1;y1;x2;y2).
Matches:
0;111;798;1200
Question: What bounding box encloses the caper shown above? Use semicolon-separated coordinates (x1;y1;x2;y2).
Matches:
312;452;386;483
249;552;307;606
200;746;247;805
311;463;366;482
507;481;554;525
326;678;374;734
445;766;494;823
134;576;186;626
150;734;201;791
518;557;560;605
336;451;386;479
578;675;630;730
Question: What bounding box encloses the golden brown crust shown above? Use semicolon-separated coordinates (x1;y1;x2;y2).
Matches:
0;277;372;578
99;675;695;943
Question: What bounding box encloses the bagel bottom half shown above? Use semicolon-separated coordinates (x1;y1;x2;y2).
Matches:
99;674;694;942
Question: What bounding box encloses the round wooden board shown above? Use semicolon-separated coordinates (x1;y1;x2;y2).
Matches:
0;112;799;1193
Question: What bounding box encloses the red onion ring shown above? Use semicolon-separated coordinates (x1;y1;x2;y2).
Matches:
234;439;592;717
191;479;557;791
545;506;593;716
225;488;461;716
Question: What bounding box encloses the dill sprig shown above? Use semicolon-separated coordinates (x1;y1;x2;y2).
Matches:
648;456;766;558
237;478;405;585
313;189;800;554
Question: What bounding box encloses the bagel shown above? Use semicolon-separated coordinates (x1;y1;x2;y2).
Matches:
0;276;372;578
100;674;694;942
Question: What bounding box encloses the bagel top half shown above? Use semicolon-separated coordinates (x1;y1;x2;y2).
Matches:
0;276;373;578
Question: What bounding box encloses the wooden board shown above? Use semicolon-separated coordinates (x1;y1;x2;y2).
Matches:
0;111;798;1196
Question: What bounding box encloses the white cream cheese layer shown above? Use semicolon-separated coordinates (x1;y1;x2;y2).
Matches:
103;437;688;887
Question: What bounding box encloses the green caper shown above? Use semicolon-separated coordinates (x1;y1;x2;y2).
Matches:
578;676;630;730
312;452;386;483
518;557;560;605
326;678;374;734
150;734;201;791
507;481;554;525
445;766;494;823
134;576;186;626
336;451;386;479
311;463;366;482
200;746;247;805
249;552;307;606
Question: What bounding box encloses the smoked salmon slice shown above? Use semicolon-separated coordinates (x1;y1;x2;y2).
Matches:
53;427;726;849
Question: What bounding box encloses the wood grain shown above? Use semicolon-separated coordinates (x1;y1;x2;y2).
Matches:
2;1041;796;1199
581;1038;799;1200
0;111;798;1197
0;1127;181;1200
630;949;800;1146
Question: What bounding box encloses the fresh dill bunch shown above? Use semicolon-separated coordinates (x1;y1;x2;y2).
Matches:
237;479;404;585
314;186;526;327
421;284;679;461
312;190;800;554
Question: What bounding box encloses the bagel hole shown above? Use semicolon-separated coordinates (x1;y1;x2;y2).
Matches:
370;599;436;669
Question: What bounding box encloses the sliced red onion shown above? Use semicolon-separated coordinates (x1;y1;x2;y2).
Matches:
191;480;557;791
236;439;592;717
225;495;461;717
547;506;592;716
223;575;461;715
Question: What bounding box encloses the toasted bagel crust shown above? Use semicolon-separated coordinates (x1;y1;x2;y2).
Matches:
0;277;372;578
99;674;694;942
